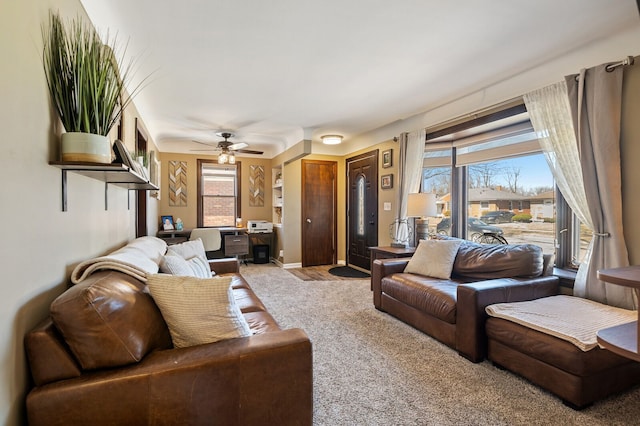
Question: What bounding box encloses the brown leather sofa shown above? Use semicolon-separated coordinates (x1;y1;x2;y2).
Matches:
372;238;559;362
25;259;312;425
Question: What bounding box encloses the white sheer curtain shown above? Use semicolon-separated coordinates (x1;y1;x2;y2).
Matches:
392;129;426;245
524;66;635;309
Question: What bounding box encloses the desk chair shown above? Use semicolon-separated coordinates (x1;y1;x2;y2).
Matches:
189;228;222;259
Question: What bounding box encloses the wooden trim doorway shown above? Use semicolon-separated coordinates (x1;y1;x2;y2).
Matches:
301;159;337;267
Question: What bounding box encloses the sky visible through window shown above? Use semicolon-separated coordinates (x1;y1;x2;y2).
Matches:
498;154;553;191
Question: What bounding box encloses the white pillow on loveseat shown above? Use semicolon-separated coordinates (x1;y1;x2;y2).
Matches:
404;238;462;279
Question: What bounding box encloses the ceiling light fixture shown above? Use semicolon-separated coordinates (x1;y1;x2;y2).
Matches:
321;134;343;145
218;150;229;164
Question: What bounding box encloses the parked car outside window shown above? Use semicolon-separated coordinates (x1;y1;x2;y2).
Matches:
436;217;504;241
479;211;515;223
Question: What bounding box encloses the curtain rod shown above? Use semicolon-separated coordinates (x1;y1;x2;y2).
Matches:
605;55;635;72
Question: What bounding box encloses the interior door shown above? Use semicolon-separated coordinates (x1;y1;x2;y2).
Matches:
301;160;337;266
346;150;378;270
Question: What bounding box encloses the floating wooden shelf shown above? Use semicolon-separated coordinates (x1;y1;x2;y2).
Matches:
50;161;159;211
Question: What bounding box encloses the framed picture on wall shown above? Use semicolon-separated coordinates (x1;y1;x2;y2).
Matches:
381;174;393;189
382;149;393;168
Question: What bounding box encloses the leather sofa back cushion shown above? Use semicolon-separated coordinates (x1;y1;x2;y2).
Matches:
50;271;172;370
453;242;543;279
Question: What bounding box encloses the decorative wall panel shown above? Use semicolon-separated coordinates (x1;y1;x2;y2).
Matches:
249;165;265;207
168;160;187;206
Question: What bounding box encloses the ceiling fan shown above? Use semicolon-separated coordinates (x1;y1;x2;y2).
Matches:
191;132;264;155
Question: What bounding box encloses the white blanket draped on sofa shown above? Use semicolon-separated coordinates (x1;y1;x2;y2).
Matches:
71;237;167;284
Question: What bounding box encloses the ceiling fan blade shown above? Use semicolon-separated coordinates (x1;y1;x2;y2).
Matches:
192;140;217;147
235;148;264;155
228;142;248;151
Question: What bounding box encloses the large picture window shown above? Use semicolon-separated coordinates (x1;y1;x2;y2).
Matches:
422;100;586;269
197;160;241;227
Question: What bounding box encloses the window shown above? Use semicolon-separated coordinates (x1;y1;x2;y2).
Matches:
197;160;241;227
424;100;574;262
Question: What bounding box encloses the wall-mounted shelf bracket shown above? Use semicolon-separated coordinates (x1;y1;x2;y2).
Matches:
50;161;158;212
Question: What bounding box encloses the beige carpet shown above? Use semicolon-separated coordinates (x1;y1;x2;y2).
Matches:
239;263;640;426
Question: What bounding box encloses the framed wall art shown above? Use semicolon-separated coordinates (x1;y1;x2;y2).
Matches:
381;174;393;189
382;149;393;168
168;160;187;206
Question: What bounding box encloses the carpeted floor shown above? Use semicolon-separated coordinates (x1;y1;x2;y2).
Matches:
239;263;640;426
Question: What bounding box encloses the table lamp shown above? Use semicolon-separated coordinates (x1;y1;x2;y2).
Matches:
407;193;437;246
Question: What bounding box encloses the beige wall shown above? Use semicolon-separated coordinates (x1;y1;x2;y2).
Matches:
157;153;273;230
1;2;159;424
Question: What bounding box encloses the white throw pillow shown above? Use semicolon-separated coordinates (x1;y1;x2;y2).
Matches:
404;239;462;279
160;253;213;278
147;274;252;348
167;239;207;260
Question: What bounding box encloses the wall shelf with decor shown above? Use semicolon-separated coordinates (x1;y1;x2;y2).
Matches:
272;165;283;225
50;161;158;212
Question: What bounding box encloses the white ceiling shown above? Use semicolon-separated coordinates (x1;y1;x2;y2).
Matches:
79;0;640;158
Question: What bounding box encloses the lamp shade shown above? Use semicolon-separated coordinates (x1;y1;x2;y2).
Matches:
407;193;437;218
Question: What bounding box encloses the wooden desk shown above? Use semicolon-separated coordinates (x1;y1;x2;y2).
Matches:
157;229;191;244
596;266;640;362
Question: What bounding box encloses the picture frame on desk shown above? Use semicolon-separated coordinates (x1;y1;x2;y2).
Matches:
161;215;174;230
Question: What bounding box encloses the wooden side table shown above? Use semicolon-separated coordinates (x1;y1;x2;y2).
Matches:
369;246;416;272
596;266;640;362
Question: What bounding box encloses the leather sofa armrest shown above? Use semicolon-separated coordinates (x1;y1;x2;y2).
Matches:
456;275;559;363
208;258;240;274
27;329;312;426
372;258;411;308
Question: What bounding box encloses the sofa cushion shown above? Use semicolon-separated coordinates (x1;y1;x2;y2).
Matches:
147;274;253;348
454;240;543;278
50;271;172;370
486;317;634;376
381;274;459;323
404;238;462;279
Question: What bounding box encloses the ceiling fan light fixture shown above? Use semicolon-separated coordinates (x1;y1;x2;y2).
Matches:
228;152;236;164
321;134;343;145
218;152;229;164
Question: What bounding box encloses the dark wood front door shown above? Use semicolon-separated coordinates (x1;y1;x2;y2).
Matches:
301;160;337;267
346;150;378;270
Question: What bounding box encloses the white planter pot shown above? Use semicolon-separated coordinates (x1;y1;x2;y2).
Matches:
61;132;111;164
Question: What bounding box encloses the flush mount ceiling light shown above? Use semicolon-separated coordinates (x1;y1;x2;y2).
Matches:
321;134;343;145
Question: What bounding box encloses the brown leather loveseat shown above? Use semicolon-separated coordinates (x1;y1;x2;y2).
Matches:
25;259;312;425
372;237;558;362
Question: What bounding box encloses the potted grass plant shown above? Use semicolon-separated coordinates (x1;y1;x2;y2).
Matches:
42;11;145;163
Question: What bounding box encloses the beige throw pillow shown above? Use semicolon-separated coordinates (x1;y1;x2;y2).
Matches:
404;239;462;279
147;274;252;348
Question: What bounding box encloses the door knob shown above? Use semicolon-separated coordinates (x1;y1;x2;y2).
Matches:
306;218;312;223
